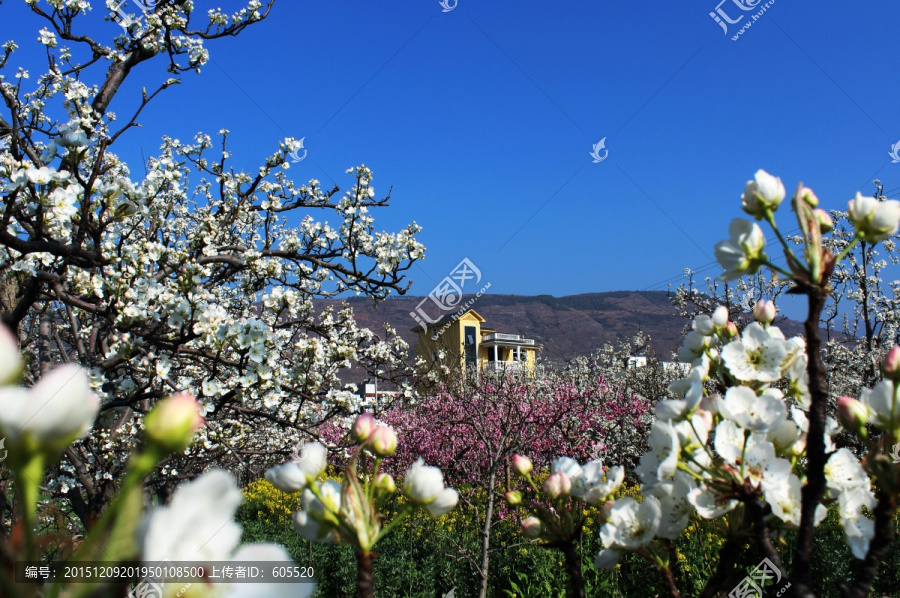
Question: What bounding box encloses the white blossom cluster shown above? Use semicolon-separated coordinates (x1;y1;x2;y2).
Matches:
0;7;425;515
595;304;879;567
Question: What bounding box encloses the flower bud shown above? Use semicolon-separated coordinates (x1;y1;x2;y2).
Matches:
505;490;523;505
143;393;204;454
787;433;807;458
0;325;24;386
512;454;533;476
884;346;900;381
712;305;729;328
370;426;397;457
800;186;819;207
752;300;776;325
723;321;738;339
692;315;715;336
544;471;572;499
837;396;869;439
521;516;542;539
814;208;833;233
352;413;376;443
375;472;396;494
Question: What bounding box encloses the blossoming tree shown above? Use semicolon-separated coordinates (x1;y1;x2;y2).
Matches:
0;0;424;526
597;171;900;597
382;372;651;598
510;171;900;598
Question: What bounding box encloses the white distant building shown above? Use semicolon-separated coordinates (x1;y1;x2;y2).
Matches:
357;379;399;411
626;356;648;369
625;356;690;375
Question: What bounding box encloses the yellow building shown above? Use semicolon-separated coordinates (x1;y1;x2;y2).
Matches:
413;308;539;379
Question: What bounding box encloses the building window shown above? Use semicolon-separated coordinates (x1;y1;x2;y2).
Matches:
464;326;478;368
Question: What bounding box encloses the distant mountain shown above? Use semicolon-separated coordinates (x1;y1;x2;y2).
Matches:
317;291;709;366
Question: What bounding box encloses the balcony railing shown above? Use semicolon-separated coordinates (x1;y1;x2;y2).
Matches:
484;361;526;372
481;333;535;345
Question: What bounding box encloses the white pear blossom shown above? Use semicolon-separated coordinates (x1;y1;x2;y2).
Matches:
860;380;898;433
714;219;767;281
635;421;680;486
688;485;737;519
647;473;693;539
593;548;621;569
721;322;788;382
265;442;327;492
404;458;458;516
599;496;662;550
741;169;786;219
717;386;786;431
572;460;624;504
140;470;312;597
847;192;900;243
824;449;869;493
0;364;100;454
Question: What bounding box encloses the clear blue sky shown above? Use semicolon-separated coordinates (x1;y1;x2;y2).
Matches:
5;0;900;299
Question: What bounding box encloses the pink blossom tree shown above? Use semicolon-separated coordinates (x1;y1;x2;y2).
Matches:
382;372;652;598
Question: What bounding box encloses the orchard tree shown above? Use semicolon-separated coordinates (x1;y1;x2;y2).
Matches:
0;0;424;528
563;171;900;598
383;371;652;598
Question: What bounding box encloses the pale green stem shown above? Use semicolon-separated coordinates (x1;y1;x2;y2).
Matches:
834;234;862;264
374;503;416;544
764;209;805;275
740;431;750;481
47;449;160;598
761;259;795;280
689;419;717;464
17;453;45;570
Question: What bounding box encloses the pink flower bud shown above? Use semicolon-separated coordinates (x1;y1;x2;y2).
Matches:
800;186;819;207
752;300;776;324
144;393;204;454
544;471;572;499
370;426;397;457
837;396;869;438
505;490;523;505
521;516;542;539
724;321;738;339
512;455;533;476
884;346;900;380
352;413;376;443
814;208;833;233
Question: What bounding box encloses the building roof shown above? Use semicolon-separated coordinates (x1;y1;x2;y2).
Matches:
410;307;485;331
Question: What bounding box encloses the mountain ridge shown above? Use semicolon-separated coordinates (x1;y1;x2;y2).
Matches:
318;291;704;366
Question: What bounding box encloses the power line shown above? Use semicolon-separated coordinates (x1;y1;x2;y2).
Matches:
641;225;802;292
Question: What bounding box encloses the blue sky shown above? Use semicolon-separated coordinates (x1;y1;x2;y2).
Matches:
5;0;900;300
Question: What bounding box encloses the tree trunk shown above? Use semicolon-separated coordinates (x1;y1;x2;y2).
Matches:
477;469;497;598
793;286;829;598
356;550;375;598
561;542;585;598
